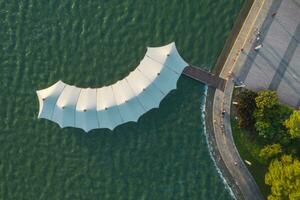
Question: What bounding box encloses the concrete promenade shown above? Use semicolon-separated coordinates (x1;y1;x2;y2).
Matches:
209;0;266;199
182;0;293;198
234;0;300;107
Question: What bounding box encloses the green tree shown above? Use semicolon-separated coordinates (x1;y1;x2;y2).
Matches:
259;144;282;161
265;155;300;200
255;90;278;109
284;110;300;139
254;91;292;141
236;90;257;129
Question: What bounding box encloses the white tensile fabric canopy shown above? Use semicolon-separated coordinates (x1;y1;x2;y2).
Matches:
36;42;188;132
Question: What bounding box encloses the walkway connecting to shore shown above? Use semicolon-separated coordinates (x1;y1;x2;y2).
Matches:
183;66;226;91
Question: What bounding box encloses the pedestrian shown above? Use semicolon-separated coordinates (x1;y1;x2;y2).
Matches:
272;12;277;17
222;110;226;116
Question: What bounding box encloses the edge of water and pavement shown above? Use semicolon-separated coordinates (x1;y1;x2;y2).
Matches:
203;0;268;199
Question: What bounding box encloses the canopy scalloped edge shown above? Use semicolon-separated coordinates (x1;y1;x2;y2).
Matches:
36;42;188;132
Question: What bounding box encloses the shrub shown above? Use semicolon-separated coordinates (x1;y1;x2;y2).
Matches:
253;91;292;141
235;90;257;129
259;144;282;161
284;110;300;139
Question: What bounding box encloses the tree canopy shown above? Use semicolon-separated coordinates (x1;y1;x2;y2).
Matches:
265;155;300;200
284;110;300;139
235;90;257;129
254;91;292;141
255;90;278;109
259;144;282;161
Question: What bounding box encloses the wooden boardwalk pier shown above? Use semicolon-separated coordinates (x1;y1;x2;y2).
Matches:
183;65;226;91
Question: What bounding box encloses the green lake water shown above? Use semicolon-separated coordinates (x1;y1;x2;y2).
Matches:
0;0;244;199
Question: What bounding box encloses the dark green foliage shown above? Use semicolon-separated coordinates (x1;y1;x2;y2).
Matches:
284;110;300;139
235;89;257;129
233;89;300;199
259;144;282;162
253;91;292;142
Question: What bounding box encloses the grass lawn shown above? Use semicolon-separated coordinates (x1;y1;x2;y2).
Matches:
231;118;269;198
231;88;300;199
230;88;270;198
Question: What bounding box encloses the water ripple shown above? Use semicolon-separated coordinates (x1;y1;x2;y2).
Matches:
0;0;244;199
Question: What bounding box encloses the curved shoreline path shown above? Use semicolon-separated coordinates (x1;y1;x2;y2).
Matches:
183;0;266;199
212;0;266;199
183;0;270;200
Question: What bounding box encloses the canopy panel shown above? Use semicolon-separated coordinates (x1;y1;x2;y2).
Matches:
36;42;188;132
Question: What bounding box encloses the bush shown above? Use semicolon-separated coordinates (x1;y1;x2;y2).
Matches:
284;110;300;139
253;91;292;141
259;144;282;161
235;90;257;129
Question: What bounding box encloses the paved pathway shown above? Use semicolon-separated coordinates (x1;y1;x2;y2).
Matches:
183;0;272;199
211;0;266;199
234;0;300;107
183;66;226;91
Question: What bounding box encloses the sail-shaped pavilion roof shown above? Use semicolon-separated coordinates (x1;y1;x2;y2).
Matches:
36;42;188;132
